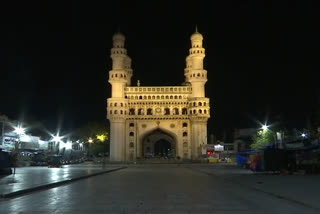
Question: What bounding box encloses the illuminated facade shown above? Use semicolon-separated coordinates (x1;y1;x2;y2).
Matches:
107;29;210;161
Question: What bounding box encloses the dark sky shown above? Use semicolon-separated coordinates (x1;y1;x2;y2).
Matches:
1;1;319;139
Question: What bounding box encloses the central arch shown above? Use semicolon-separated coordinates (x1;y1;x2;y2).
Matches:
142;129;176;159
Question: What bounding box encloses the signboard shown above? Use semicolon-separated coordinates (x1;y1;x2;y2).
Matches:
2;136;17;150
214;144;224;151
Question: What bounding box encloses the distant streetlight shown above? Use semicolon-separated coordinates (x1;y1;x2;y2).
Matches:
262;124;269;132
88;138;94;157
51;134;64;153
14;125;25;150
301;133;306;138
14;126;25;135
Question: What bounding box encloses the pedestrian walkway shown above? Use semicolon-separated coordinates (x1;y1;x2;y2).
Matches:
0;162;126;198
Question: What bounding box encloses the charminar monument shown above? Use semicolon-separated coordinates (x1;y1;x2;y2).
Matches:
107;28;210;161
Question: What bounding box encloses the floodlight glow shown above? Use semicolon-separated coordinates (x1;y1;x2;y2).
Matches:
88;138;93;143
14;126;25;135
301;133;306;138
59;141;65;149
96;134;106;142
65;141;72;150
262;124;268;131
52;135;62;142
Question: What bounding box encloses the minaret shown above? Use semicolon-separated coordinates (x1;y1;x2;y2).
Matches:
107;32;131;161
186;28;210;159
187;27;207;97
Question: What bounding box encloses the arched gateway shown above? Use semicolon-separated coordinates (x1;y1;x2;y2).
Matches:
142;129;176;159
107;29;210;161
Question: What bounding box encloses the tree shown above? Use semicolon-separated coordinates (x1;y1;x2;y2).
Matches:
74;121;109;155
251;129;275;150
75;121;109;142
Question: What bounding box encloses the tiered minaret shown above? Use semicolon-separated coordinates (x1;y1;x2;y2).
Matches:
186;27;207;97
107;32;132;161
185;27;210;159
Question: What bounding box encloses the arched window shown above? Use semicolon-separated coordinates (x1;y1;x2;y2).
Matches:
199;109;202;114
156;96;160;99
173;108;179;115
129;142;134;148
204;109;207;114
161;96;164;99
148;96;151;99
129;123;134;127
114;110;118;114
138;108;144;115
182;108;187;115
147;108;152;115
129;108;135;115
174;96;177;99
114;103;117;107
109;110;112;114
179;96;182;99
164;108;170;115
110;103;113;107
193;102;196;106
120;103;123;107
129;132;134;136
183;122;188;127
166;95;169;99
183;132;188;137
198;102;202;106
204;102;206;106
193;110;196;114
152;96;155;99
139;96;142;99
189;110;192;114
120;110;123;114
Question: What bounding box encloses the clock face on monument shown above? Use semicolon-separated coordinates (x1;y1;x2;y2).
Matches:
156;108;161;113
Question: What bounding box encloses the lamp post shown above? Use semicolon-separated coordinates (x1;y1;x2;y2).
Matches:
14;125;25;151
88;138;93;158
52;134;63;154
261;124;277;148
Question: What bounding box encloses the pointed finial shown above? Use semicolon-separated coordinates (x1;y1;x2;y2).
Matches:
137;80;140;87
195;25;198;33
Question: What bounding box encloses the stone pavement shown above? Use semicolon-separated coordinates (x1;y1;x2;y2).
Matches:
1;162;319;212
190;163;320;210
0;162;126;198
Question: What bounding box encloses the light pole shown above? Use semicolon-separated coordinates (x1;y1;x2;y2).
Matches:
261;124;277;148
88;138;93;158
52;134;63;154
14;125;25;151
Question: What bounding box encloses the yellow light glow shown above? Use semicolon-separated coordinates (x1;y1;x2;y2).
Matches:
96;134;106;142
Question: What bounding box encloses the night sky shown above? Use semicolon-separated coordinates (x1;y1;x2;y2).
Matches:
1;1;319;139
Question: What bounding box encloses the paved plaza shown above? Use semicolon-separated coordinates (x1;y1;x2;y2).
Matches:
0;163;319;213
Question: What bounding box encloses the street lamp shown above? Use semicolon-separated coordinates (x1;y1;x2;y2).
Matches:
51;134;63;153
88;138;93;158
14;125;25;150
262;124;269;132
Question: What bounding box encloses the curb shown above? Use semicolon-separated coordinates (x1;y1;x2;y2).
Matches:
0;166;127;199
